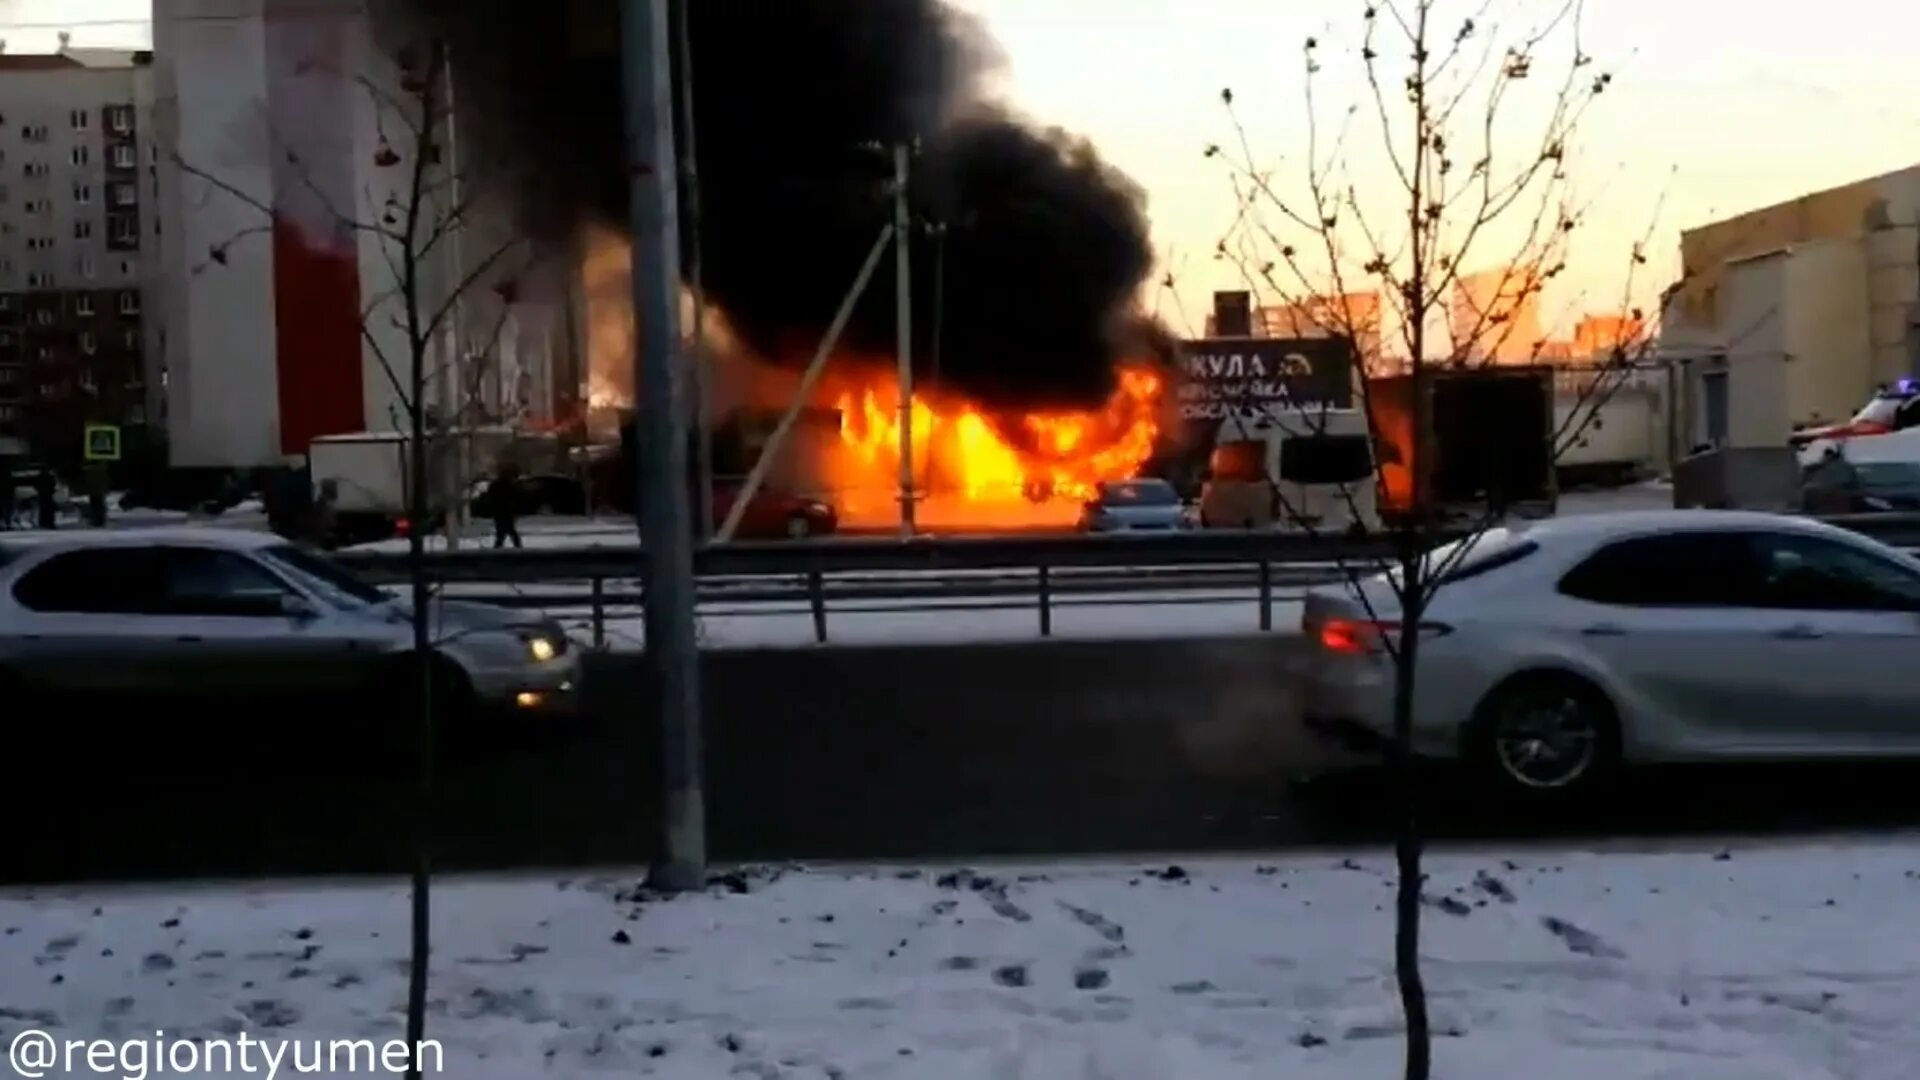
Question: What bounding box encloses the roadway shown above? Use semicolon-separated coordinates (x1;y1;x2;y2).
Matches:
12;634;1920;885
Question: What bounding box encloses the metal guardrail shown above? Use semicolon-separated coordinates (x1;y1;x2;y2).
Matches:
329;512;1920;648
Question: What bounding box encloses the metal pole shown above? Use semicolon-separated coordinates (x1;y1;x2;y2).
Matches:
714;223;895;542
894;143;916;537
622;0;705;891
671;0;714;540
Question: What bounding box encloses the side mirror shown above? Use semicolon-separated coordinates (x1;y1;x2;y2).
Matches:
282;594;320;621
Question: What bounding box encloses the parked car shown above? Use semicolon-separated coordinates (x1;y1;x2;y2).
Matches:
1080;478;1188;533
712;485;837;540
1802;451;1920;513
0;529;580;732
1301;510;1920;795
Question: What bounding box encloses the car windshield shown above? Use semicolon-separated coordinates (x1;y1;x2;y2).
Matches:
1854;395;1912;426
1420;526;1529;578
259;544;389;607
1101;480;1178;506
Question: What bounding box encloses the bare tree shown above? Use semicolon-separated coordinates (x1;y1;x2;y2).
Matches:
171;29;535;1080
1207;3;1667;1077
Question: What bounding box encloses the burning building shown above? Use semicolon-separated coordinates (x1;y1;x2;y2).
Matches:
403;0;1170;529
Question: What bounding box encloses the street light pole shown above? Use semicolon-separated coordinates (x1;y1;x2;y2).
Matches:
894;143;916;537
621;0;705;890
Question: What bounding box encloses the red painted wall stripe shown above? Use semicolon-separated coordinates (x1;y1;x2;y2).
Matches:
263;0;365;455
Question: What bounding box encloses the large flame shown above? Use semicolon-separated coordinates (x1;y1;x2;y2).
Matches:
825;365;1164;530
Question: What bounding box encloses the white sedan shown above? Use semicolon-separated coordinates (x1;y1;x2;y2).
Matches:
1301;510;1920;794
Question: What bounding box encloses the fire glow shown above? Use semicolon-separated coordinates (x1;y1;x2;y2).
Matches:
825;365;1165;530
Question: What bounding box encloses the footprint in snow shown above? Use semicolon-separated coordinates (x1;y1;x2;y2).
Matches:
1541;916;1625;960
1057;901;1125;944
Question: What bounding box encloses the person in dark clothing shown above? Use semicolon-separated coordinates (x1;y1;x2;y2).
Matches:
33;469;57;529
486;463;523;549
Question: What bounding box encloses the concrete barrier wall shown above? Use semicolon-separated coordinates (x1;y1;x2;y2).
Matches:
623;634;1322;860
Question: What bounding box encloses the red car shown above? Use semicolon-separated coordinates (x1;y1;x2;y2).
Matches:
710;485;837;540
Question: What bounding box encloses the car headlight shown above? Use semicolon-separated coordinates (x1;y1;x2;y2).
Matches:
523;633;562;662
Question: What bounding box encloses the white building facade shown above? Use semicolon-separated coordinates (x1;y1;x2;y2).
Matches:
152;0;575;470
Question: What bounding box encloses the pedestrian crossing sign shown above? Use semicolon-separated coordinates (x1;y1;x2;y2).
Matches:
84;424;121;462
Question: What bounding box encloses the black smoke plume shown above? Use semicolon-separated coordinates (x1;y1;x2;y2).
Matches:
403;0;1157;410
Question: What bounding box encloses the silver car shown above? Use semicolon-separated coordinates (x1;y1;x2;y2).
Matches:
1080;479;1189;533
0;528;580;721
1302;510;1920;794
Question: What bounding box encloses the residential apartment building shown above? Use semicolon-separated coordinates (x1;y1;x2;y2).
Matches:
0;49;157;464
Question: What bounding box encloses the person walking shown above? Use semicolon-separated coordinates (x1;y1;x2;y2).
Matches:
486;463;523;549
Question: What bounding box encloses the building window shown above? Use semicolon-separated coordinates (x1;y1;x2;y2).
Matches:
0;330;11;349
0;404;17;423
23;162;48;179
76;257;95;279
118;291;140;316
75;294;95;317
79;331;97;356
73;221;93;240
70;146;91;167
110;144;135;169
26;273;53;289
123;328;138;351
111;182;136;207
108;217;138;249
34;309;55;326
73;184;91;205
118;260;133;276
70;110;90;131
36;348;52;364
0;365;16;384
23;198;48;215
26;237;54;252
22;124;49;143
109;107;133;134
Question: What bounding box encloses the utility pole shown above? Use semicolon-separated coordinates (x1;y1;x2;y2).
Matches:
894;143;916;537
622;0;706;891
671;0;714;539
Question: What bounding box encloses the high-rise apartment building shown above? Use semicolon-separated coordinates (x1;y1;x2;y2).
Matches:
0;49;158;464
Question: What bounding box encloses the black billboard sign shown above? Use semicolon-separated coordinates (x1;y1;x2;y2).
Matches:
1174;336;1354;425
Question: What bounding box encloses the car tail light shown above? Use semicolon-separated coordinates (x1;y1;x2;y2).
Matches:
1316;618;1452;655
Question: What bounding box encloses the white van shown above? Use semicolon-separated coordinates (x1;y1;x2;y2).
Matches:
1198;408;1379;532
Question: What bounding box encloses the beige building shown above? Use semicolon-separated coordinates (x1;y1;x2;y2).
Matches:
0;49;159;462
1451;267;1545;364
1661;165;1920;448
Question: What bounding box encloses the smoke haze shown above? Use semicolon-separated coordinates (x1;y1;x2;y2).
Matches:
400;0;1158;410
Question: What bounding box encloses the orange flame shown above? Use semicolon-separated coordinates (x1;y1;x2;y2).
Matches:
824;364;1164;530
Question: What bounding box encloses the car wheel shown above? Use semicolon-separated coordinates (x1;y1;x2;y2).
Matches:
786;514;813;539
1468;672;1620;796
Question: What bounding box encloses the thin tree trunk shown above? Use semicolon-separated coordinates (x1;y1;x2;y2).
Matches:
1392;547;1431;1080
402;44;445;1080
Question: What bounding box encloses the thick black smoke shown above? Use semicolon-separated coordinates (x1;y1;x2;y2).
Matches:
406;0;1156;409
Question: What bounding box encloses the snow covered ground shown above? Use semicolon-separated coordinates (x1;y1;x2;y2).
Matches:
5;841;1919;1078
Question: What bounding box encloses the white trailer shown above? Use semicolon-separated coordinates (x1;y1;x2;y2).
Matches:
1553;371;1666;485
